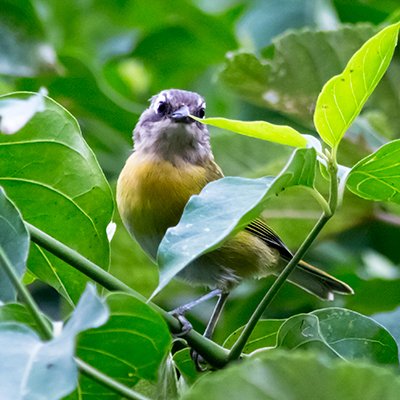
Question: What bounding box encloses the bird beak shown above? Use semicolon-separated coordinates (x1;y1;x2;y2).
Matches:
171;105;191;123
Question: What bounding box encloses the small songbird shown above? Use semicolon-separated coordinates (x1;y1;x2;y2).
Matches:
117;89;353;337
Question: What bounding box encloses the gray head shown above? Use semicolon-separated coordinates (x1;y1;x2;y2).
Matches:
133;89;212;165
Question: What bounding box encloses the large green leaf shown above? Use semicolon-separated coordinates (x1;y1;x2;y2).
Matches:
277;308;399;366
181;350;400;400
194;116;307;148
223;307;399;366
0;284;108;400
0;92;114;304
0;188;29;302
346;139;400;204
154;148;316;297
314;22;400;147
75;292;171;398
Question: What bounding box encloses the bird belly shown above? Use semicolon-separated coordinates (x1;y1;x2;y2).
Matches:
116;152;208;259
179;231;280;291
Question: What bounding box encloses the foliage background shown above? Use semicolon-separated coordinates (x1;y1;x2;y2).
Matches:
2;0;400;346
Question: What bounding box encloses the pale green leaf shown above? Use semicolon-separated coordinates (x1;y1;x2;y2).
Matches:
0;188;29;302
194;116;307;148
314;23;400;147
346;139;400;204
0;284;108;400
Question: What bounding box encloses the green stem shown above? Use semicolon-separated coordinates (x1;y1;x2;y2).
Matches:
304;187;330;215
228;153;340;361
0;247;52;339
228;212;330;361
27;223;229;367
0;246;153;400
76;359;151;400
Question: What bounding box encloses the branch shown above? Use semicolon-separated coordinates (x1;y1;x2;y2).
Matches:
26;223;229;368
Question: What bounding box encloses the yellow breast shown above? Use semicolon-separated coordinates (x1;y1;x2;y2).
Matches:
116;152;209;258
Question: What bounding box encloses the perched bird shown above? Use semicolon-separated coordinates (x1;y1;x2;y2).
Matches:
117;89;353;338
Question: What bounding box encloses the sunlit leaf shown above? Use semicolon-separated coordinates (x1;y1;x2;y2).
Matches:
314;23;400;147
154;148;316;297
194;116;307;148
181;350;400;400
0;187;29;302
0;92;114;304
347;139;400;204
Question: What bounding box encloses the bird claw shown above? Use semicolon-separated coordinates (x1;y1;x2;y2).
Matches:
169;311;193;337
190;348;208;372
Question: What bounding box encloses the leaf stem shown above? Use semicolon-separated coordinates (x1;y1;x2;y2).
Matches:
76;359;151;400
228;153;339;361
27;223;229;367
0;246;52;339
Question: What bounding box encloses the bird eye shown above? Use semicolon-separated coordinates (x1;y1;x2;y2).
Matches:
198;107;205;118
157;101;168;115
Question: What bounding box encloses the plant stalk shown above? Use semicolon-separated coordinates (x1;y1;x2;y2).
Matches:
228;155;339;361
27;223;229;367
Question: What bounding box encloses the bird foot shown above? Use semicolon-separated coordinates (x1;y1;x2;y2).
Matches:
169;310;193;337
190;349;209;372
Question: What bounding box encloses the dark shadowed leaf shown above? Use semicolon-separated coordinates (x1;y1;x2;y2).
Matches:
181;350;400;400
154;148;316;296
0;0;58;77
0;188;29;302
223;319;284;353
0;92;114;305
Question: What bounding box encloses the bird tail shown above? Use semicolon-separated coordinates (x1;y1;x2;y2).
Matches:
287;260;354;301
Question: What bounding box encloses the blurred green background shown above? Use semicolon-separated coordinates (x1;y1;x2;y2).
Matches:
2;0;400;342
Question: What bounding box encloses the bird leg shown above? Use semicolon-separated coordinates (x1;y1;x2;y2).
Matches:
191;291;230;371
169;288;222;336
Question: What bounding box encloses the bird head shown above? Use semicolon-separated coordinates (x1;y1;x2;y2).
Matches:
133;89;211;165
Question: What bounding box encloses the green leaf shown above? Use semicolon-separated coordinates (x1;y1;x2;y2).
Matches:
194;116;307;148
0;92;114;305
181;350;400;400
277;308;399;366
0;284;108;400
223;319;285;354
0;302;45;332
154;148;316;297
220;25;400;136
0;0;58;77
0;187;29;302
75;293;171;397
314;23;400;147
173;348;203;385
346;139;400;204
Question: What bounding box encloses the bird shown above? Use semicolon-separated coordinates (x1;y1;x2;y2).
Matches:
116;89;353;340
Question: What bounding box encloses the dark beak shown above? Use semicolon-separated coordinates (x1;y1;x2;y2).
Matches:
171;105;192;123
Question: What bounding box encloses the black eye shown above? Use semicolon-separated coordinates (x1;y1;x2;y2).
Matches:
157;101;168;115
198;107;205;118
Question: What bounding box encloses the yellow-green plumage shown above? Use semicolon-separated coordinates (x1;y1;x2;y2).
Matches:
117;89;353;299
